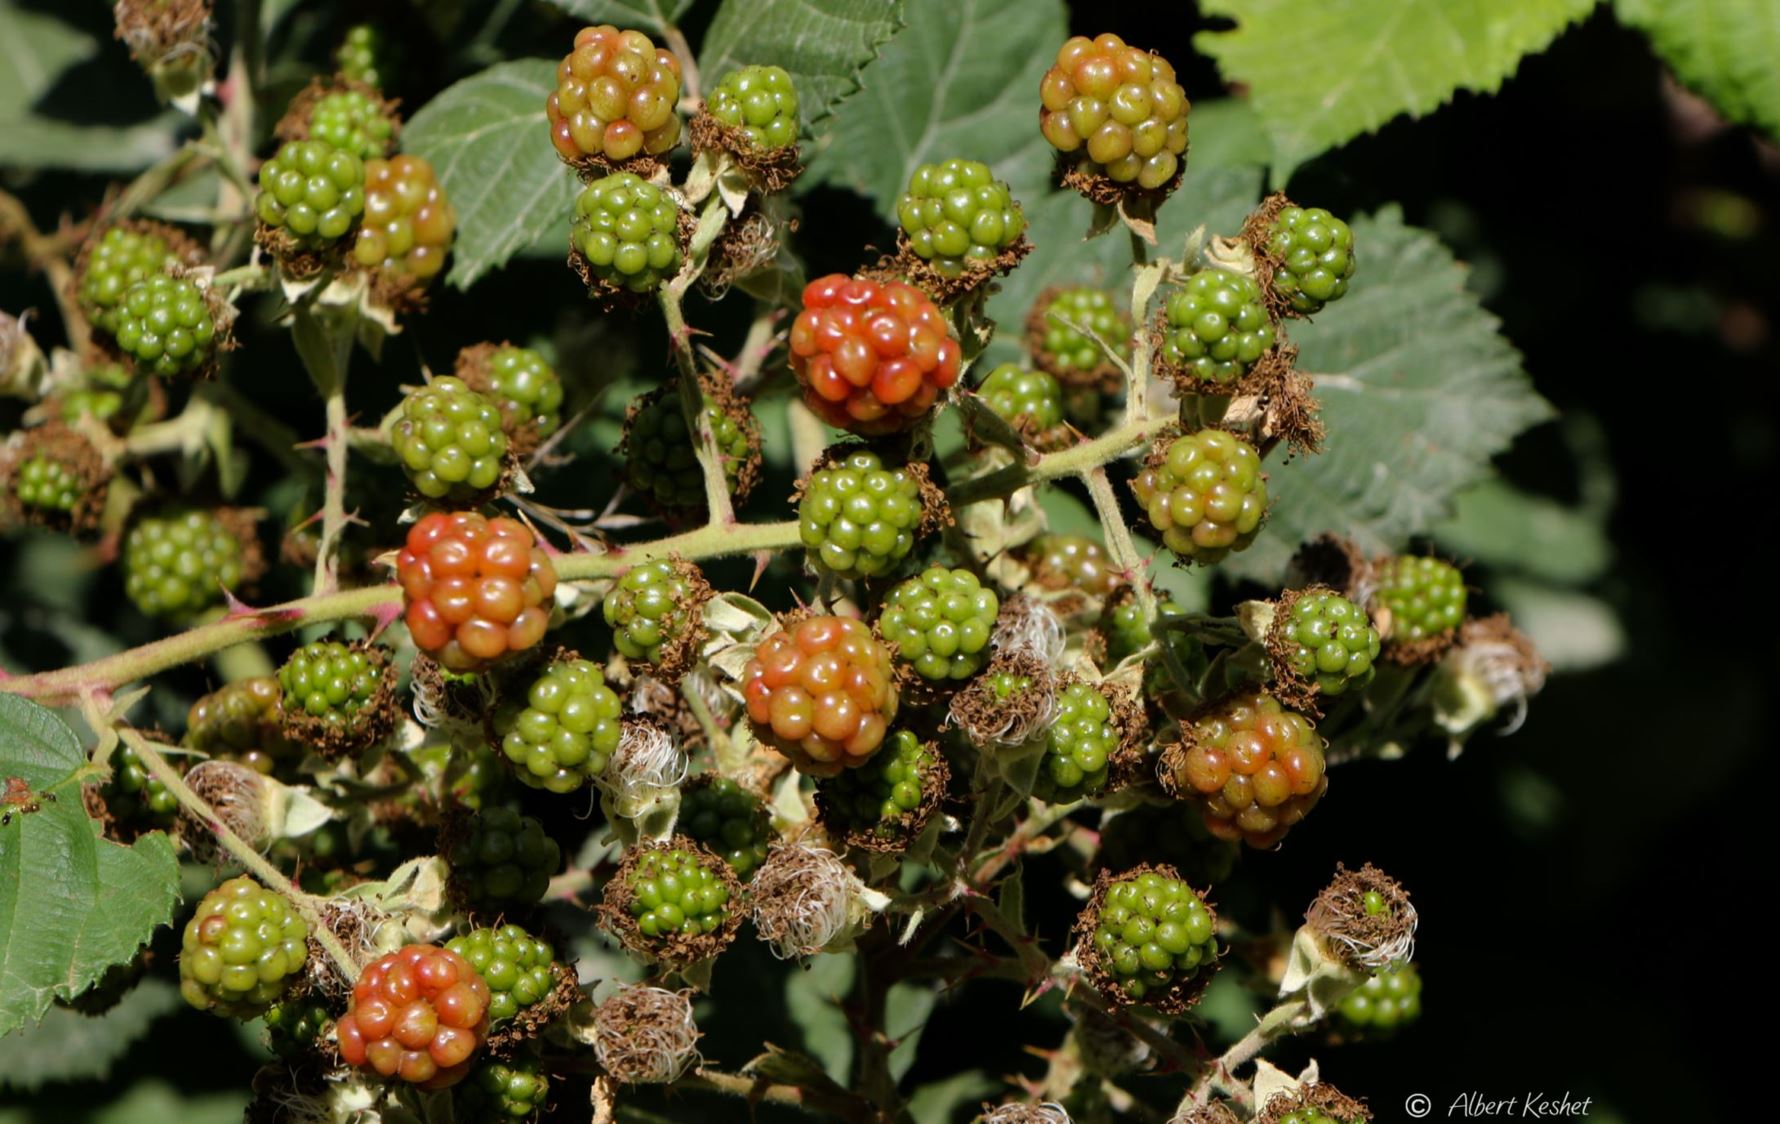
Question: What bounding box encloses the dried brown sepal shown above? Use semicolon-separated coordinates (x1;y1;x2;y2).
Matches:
113;0;212;71
625;671;709;752
948;651;1057;751
1169;1102;1243;1124
596;836;743;969
1286;534;1368;598
890;229;1034;306
409;652;496;738
1072;863;1218;1016
1255;1082;1371;1124
1263;585;1328;715
1155;721;1198;802
253;222;342;281
687;111;803;192
749;842;862;958
366;269;431;319
1055;151;1184;211
0;423;111;534
181;759;271;862
591;984;702;1084
561;150;668;185
1253;346;1323;457
1102;681;1155;794
814;737;950;854
487;959;581;1056
1380;624;1457;667
699;205;789;299
277;639;400;760
1456;613;1549;689
308;899;380;1001
272;76;401;152
1305;862;1417;972
1239;192;1298;323
979;1103;1071;1124
1025;285;1126;393
642;556;715;689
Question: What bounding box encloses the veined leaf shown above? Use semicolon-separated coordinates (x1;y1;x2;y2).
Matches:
1617;0;1780;139
0;979;180;1090
699;0;905;129
543;0;695;36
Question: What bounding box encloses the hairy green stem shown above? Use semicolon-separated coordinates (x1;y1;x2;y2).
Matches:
678;1069;874;1122
661;194;736;524
1184;997;1308;1109
1082;463;1157;622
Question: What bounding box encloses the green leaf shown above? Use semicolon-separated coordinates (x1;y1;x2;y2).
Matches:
1224;207;1554;582
0;978;180;1090
1434;479;1612;585
1196;0;1595;176
1616;0;1780;138
783;952;854;1082
699;0;906;128
0;697;181;1037
402;60;581;289
906;1069;999;1122
885;981;936;1082
543;0;695;35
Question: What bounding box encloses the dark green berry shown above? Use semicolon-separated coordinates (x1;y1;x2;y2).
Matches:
626;845;732;940
1100;593;1182;666
308;88;394;161
896;158;1025;278
1033;287;1130;379
1131;430;1267;563
878;566;999;681
707;65;798;149
679;776;772;879
485;346;563;437
255;138;368;245
978;363;1065;435
817;729;939;846
1087;870;1216;1003
1374;556;1466;642
623;387;753;512
58;363;137;426
263;997;331;1056
278;640;384;728
448;807;561;907
494;658;623;793
186;676;293;768
78;226;181;335
446;924;557;1025
987;668;1034;700
458;1054;550;1120
105;742;179;825
1035;681;1120;803
179;876;309;1017
112;274;217;378
391;376;509;501
1337;962;1421;1032
571;173;681;293
13;454;81;512
1279;590;1380;696
122;509;245;621
798;449;925;579
1161;269;1275;385
1266;205;1356;314
604;560;703;666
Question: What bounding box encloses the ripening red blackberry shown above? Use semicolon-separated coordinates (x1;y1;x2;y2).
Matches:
789;274;961;435
397;512;557;672
354;154;456;284
1131;430;1268;563
178;876;309;1017
743;615;899;776
1040;33;1189;190
336;943;492;1089
1169;692;1327;847
547;25;682;164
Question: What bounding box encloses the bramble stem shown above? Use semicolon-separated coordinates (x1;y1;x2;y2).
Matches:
679;1069;875;1122
1184;997;1308;1109
661;194;737;525
1082;464;1157;622
292;300;357;596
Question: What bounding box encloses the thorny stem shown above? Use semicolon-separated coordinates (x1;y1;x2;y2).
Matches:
1082;463;1157;623
0;189;89;355
680;1069;875;1123
314;375;351;594
1184;998;1308;1109
662;194;737;525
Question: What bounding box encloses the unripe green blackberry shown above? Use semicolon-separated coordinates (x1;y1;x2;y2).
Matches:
1083;869;1216;1005
255;138;368;246
1131;430;1267;563
896;159;1026;278
570;173;682;293
448;807;562;908
1337;961;1422;1033
1040;33;1189;190
178;876;309;1017
12;455;81;512
1100;593;1185;666
391;376;509;501
679;775;772;879
77;226;183;335
458;1055;550;1120
482;346;563;438
878;566;999;682
446;924;558;1026
59;363;136;425
978;363;1065;438
1035;681;1121;803
263;997;331;1056
277;640;389;747
336;24;390;88
104;741;179;826
1276;590;1380;696
1027;533;1122;598
354;154;456;284
817;729;943;848
1031;286;1131;382
308;88;395;161
1373;556;1466;643
112;274;217;378
122;509;246;620
623;387;755;512
707;65;799;149
624;844;733;940
798;449;926;580
494;658;623;793
1266;206;1356;315
1161;270;1275;385
603;560;705;666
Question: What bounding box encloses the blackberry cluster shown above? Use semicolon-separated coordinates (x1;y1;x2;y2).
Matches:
679;776;772;878
1373;555;1466;643
1174;692;1327;847
604;560;702;666
1027;533;1122;598
446;924;557;1025
818;729;938;845
743;615;899;775
1278;590;1380;696
459;1056;550;1119
877;566;1000;682
1087;870;1217;1003
308;88;396;160
1131;430;1268;563
112;274;217;378
1337;962;1422;1031
798;449;926;579
1265;206;1357;315
255;138;368;246
896;158;1026;278
547;25;682;164
122;509;245;620
789;274;961;435
178;876;309;1017
397;512;557;672
624;845;733;939
104;742;179;826
335;24;389;88
1033;287;1131;380
277;640;386;740
1100;592;1180;666
571;172;682;293
58;363;136;426
482;346;563;437
623;388;752;511
1035;682;1120;803
354;155;456;283
448;807;562;907
494;657;622;793
12;455;80;513
707;65;799;149
1039;33;1189;190
336;944;491;1089
1161;270;1275;385
263;998;331;1056
185;676;289;770
392;376;510;501
978;363;1066;438
77;225;183;334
